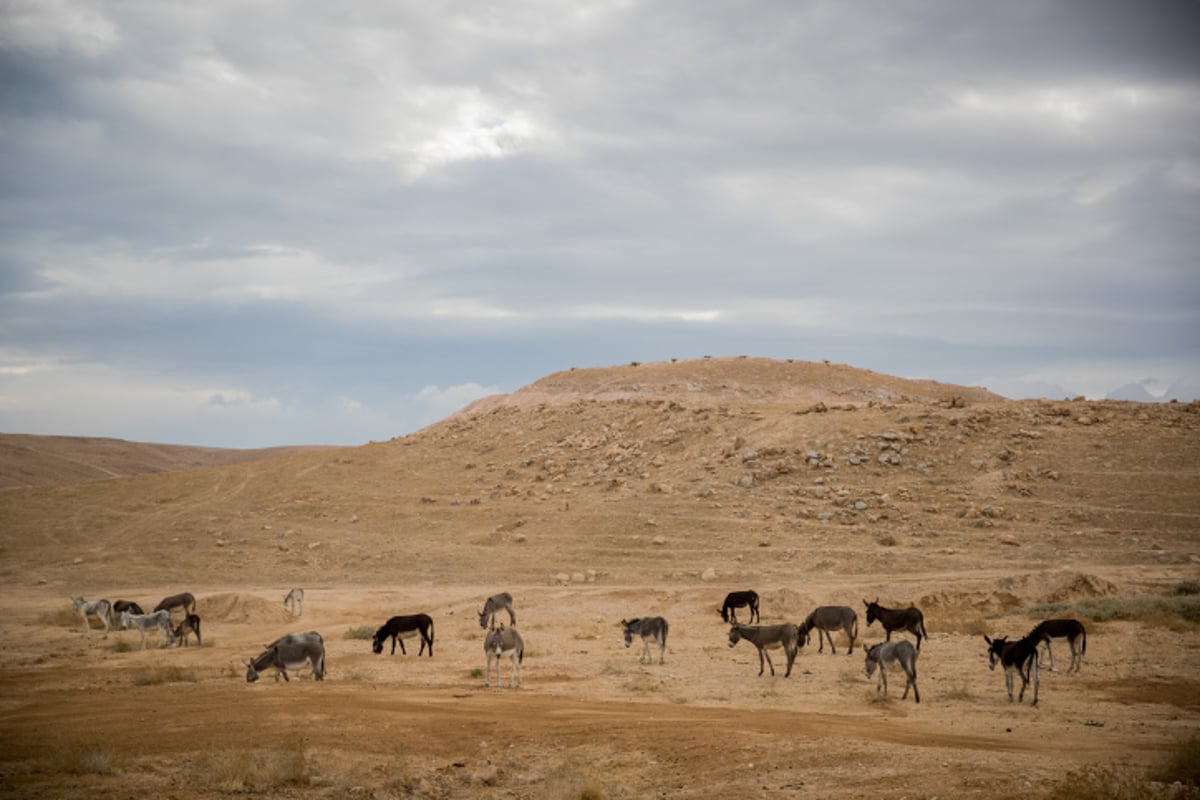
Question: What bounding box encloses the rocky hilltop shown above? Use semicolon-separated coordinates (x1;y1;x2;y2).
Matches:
2;358;1196;594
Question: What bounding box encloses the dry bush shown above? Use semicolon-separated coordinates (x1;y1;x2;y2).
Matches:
344;624;375;640
1171;580;1200;597
42;738;121;775
132;665;199;686
198;738;308;792
41;606;81;628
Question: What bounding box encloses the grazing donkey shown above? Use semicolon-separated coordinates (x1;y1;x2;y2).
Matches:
154;592;196;619
1029;618;1086;674
171;614;202;647
719;590;760;624
245;639;326;683
120;609;173;650
70;597;113;639
985;633;1040;706
864;640;920;703
484;625;524;688
477;592;516;630
283;588;304;617
112;600;145;617
621;617;669;665
727;623;801;677
371;614;435;656
264;631;323;650
799;606;858;655
863;598;928;651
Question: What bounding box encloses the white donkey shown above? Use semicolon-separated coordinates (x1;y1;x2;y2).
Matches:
283;588;304;617
70;597;113;639
121;609;173;649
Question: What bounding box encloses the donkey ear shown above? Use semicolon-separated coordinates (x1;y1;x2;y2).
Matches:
983;636;992;645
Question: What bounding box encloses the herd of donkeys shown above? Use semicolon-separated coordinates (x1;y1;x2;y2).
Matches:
66;586;1087;704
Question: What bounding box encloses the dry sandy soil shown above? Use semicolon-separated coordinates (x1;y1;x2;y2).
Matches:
1;358;1198;799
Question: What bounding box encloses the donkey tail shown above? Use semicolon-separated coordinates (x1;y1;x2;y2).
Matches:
662;619;670;647
1080;628;1087;654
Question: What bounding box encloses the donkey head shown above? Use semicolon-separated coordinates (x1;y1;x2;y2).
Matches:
983;636;1006;670
243;659;260;683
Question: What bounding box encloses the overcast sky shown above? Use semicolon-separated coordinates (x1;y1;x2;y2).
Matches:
2;1;1198;448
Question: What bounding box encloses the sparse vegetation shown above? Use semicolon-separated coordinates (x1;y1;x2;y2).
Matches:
42;739;121;775
41;607;80;628
1172;580;1200;597
1030;596;1200;626
1043;735;1200;800
344;624;375;640
132;665;199;685
198;738;309;792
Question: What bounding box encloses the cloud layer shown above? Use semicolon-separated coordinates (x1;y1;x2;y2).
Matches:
3;1;1198;446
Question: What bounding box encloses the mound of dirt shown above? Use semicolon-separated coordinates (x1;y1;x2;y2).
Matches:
1038;572;1121;603
197;592;290;624
917;589;1024;615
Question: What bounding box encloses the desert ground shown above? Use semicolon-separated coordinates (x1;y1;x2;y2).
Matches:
1;358;1198;799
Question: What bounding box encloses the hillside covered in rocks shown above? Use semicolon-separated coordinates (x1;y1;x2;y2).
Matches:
3;357;1197;593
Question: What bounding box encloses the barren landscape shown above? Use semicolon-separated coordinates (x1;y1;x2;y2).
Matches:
1;358;1198;799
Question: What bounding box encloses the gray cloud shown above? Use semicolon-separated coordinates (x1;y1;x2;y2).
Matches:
1;0;1196;446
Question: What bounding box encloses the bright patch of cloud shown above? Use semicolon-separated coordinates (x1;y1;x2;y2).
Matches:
411;382;500;419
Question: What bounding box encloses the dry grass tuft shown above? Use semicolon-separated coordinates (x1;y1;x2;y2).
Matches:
132;665;199;686
198;737;309;792
344;624;375;640
42;606;81;628
43;738;121;775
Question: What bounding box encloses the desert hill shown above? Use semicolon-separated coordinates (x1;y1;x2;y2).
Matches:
0;433;329;490
2;357;1196;591
1;357;1199;799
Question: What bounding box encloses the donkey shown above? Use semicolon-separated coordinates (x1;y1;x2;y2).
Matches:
371;614;435;656
264;631;324;649
864;640;920;703
621;617;669;665
70;597;113;639
245;640;326;683
484;625;524;688
719;590;760;624
864;598;928;651
799;606;858;655
154;592;196;620
112;600;145;617
171;614;202;647
283;588;304;617
120;609;173;650
477;592;516;630
985;632;1040;706
727;623;801;677
1029;618;1086;674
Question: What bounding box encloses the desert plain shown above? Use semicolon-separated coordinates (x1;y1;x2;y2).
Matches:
1;357;1198;799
